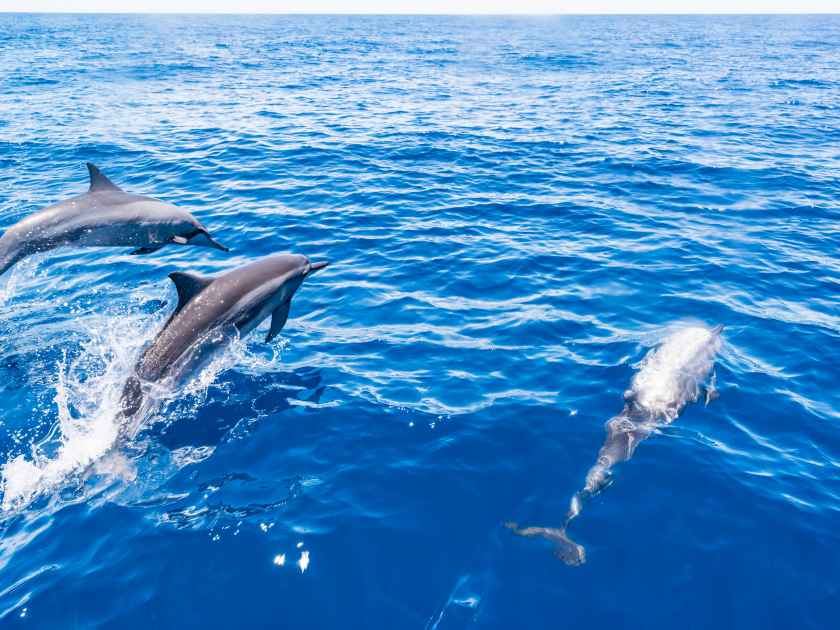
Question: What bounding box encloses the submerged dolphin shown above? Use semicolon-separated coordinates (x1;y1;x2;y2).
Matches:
0;163;227;275
507;325;723;565
119;253;328;438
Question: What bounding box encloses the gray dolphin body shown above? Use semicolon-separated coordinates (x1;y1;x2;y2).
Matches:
0;163;227;275
119;253;328;438
508;325;723;565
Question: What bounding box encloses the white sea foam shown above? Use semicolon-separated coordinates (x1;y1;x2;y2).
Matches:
629;325;722;421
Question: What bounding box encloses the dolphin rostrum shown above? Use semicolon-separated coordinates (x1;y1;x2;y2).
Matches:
119;253;328;438
0;163;228;275
507;324;723;565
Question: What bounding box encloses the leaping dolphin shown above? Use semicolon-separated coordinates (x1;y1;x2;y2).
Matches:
119;253;328;439
507;324;723;565
0;163;228;275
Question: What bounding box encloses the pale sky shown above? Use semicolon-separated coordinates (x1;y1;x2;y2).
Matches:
1;0;838;13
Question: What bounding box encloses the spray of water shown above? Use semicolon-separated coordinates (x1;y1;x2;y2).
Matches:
0;312;149;510
0;305;280;512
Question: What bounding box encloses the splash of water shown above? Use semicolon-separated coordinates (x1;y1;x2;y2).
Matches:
0;314;148;511
0;304;288;513
0;256;42;307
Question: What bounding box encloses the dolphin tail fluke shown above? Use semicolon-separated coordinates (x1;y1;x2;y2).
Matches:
550;529;587;566
505;522;586;566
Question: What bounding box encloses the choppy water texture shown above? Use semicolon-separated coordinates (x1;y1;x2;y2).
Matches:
0;14;838;629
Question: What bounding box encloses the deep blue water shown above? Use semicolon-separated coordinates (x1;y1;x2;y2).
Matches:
0;13;838;629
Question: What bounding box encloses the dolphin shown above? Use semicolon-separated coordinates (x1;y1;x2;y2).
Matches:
0;163;228;275
118;253;328;439
507;324;723;565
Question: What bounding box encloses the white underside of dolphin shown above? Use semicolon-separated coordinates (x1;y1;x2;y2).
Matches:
0;163;227;276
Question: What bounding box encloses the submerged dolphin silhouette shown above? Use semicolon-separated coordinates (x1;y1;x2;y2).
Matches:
0;163;227;275
118;253;328;438
508;325;723;565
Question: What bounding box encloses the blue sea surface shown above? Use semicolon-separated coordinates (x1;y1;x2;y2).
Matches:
0;13;838;629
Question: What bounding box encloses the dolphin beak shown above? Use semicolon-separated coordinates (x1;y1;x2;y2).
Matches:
306;260;329;276
211;240;230;252
206;233;230;252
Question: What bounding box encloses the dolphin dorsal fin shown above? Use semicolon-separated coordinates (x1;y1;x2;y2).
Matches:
86;163;122;192
168;271;212;314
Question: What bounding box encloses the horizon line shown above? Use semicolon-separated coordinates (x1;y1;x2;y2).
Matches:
1;10;839;14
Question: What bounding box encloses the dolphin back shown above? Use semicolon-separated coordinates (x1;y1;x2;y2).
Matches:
627;326;722;420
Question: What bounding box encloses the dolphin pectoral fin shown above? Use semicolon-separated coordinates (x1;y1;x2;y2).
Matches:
86;163;122;192
266;301;291;343
168;271;213;315
130;245;164;255
705;387;719;405
551;531;586;566
704;370;719;406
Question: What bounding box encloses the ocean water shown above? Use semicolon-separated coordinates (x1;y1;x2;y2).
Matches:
0;13;838;628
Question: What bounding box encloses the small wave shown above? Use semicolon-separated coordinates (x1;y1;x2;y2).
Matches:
6;76;59;87
515;52;599;69
770;78;833;89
